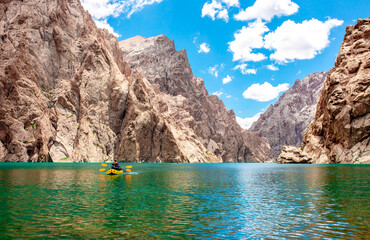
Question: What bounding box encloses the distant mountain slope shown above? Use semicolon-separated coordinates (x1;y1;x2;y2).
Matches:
250;72;327;159
120;35;273;162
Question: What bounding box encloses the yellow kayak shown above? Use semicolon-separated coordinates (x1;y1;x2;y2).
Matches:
106;169;123;175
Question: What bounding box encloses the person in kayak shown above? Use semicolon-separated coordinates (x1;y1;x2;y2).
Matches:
111;162;122;171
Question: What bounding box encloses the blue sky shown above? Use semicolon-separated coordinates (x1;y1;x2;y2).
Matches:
81;0;369;128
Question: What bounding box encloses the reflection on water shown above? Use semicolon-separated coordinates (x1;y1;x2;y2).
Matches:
0;163;369;239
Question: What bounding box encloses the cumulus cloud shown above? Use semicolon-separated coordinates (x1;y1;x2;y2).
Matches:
198;43;211;53
234;0;299;22
228;20;269;62
201;0;239;22
222;0;239;7
236;112;262;129
242;82;289;101
202;0;222;20
217;9;229;22
266;64;278;71
264;18;343;63
81;0;164;35
222;75;233;84
233;64;257;74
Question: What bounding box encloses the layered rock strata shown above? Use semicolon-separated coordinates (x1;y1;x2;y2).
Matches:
250;72;326;159
277;146;312;164
278;18;370;164
0;0;273;162
120;35;273;163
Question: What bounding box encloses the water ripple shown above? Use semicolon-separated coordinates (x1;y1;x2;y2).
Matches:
0;163;369;239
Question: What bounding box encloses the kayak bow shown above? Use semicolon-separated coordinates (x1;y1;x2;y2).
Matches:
106;169;123;175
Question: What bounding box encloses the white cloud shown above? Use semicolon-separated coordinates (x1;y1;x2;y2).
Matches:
81;0;164;35
222;0;239;7
95;19;120;37
222;75;233;84
264;18;343;63
209;65;218;77
234;0;299;22
234;64;257;74
201;0;239;22
266;64;278;71
228;20;268;62
202;0;222;20
198;43;211;53
82;0;164;18
208;64;223;77
217;9;229;22
212;90;224;97
242;82;289;101
236;112;262;129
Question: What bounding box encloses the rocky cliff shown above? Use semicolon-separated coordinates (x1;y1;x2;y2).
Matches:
250;72;327;158
120;35;273;162
301;18;370;163
0;0;131;162
278;18;370;164
0;0;273;162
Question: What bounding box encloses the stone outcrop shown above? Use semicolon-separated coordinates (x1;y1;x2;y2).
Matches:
250;72;327;159
278;18;370;164
302;18;370;164
0;0;273;162
277;146;312;164
120;35;273;162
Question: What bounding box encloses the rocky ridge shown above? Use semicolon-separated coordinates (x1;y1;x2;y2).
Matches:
278;18;370;164
250;72;327;159
120;35;273;162
0;0;273;163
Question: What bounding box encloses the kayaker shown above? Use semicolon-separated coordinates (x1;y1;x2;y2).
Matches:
111;162;122;170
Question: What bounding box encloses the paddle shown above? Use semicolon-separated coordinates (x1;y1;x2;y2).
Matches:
99;168;106;172
126;165;132;169
101;163;108;167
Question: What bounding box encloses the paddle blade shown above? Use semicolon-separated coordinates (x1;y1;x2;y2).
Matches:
126;168;132;172
99;168;106;172
126;165;132;169
101;163;108;167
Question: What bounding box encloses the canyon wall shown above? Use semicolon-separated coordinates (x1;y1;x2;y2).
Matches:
120;35;273;162
250;72;326;158
0;0;273;162
278;18;370;164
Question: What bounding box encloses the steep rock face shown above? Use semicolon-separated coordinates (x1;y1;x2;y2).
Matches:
0;0;271;163
250;72;327;159
0;0;129;162
301;18;370;164
0;0;201;163
120;35;273;162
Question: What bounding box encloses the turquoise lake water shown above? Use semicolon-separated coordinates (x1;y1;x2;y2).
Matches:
0;163;369;239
